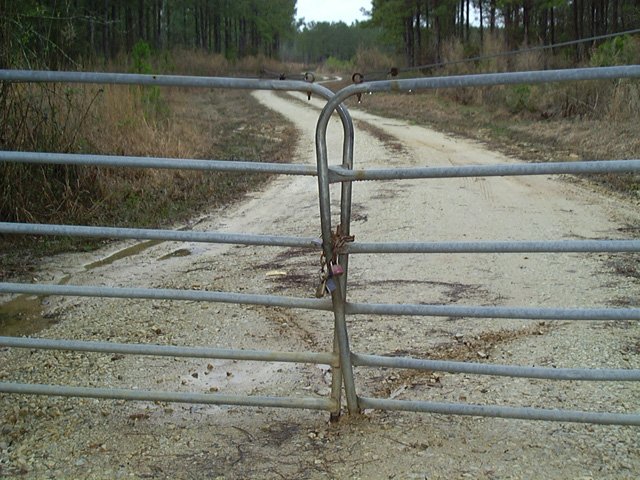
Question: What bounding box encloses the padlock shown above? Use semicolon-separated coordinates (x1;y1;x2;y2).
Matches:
315;278;327;298
325;277;337;293
330;263;344;276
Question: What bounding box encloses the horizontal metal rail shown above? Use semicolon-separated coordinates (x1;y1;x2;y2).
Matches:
346;239;640;254
5;225;636;254
0;336;336;366
0;222;321;249
0;69;338;98
351;353;640;381
340;65;640;101
0;151;318;176
4;283;636;321
358;397;640;426
4;152;638;183
329;159;640;182
0;382;336;411
345;302;640;320
0;283;332;311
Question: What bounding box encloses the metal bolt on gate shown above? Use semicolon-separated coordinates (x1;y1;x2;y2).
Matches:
1;66;640;426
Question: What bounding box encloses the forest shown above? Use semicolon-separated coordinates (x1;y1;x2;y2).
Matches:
367;0;640;67
2;0;639;70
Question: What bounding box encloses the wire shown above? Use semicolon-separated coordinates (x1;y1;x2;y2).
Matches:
257;28;640;85
361;27;640;81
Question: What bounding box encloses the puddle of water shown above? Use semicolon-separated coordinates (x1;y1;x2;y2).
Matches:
158;248;192;261
84;240;161;270
0;294;56;336
1;239;162;336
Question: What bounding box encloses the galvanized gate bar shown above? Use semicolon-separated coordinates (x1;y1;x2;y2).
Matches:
328;159;640;182
0;69;337;99
346;239;640;254
316;67;640;183
338;65;640;99
358;397;640;426
0;382;337;411
0;222;321;249
0;283;332;311
345;302;640;320
351;353;640;381
0;336;336;366
0;151;318;176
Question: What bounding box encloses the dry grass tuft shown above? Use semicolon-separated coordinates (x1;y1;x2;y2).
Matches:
170;49;230;76
354;47;397;74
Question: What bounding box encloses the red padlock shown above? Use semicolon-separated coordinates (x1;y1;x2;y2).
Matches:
330;263;344;276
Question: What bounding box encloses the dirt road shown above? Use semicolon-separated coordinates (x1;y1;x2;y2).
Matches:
1;90;639;479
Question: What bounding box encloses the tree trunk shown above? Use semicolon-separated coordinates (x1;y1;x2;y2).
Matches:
415;3;422;65
489;0;496;33
465;0;470;42
478;0;483;46
103;0;110;59
523;0;531;46
404;14;414;66
550;6;555;47
138;0;145;40
573;0;581;61
435;14;442;64
110;2;117;57
125;5;134;51
213;10;222;54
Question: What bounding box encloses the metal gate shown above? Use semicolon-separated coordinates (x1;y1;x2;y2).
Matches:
1;66;640;426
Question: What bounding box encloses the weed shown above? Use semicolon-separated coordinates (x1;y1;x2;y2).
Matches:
591;35;640;67
505;84;532;113
322;56;355;74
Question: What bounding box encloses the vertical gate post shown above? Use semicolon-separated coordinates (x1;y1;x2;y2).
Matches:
316;105;360;416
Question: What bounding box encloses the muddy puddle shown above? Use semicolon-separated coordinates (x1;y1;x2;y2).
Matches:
83;239;161;270
0;294;57;336
1;240;163;336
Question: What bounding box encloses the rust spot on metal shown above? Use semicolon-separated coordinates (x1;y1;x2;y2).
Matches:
353;170;367;181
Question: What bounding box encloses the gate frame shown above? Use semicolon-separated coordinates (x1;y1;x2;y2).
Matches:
1;66;640;425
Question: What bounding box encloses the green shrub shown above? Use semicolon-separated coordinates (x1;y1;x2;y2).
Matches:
131;40;153;74
129;40;167;121
505;84;532;113
591;35;640;67
323;56;355;73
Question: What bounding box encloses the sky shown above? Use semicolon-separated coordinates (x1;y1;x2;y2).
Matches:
295;0;372;25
